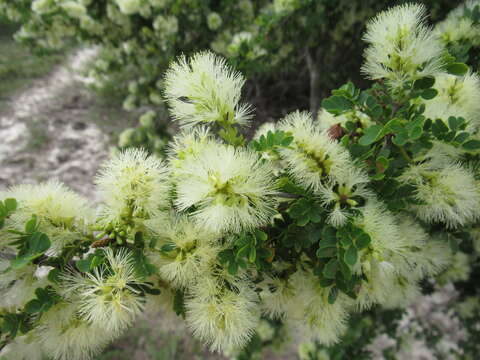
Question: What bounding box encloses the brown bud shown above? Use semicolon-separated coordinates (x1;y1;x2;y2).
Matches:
327;124;345;140
91;237;112;248
266;247;275;263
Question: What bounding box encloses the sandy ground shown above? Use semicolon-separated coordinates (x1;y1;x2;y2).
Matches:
0;47;108;199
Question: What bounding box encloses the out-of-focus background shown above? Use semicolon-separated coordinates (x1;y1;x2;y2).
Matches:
0;1;478;359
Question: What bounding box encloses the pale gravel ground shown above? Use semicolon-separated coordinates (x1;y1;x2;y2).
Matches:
369;284;463;360
0;47;108;200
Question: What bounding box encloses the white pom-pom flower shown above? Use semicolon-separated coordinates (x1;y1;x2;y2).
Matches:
400;161;480;228
317;108;374;132
96;148;169;223
422;72;480;131
185;276;260;352
37;303;114;360
167;126;215;173
175;143;277;233
61;248;145;334
164;51;252;127
278;111;352;191
115;0;142;15
0;333;44;360
4;181;92;253
362;4;444;88
258;274;296;319
287;270;349;345
317;166;372;227
435;0;480;46
353;201;404;309
147;214;221;288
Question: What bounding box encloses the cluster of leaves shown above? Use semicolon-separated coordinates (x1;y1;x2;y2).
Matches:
7;215;50;270
250;129;293;154
322;66;479;213
218;230;273;275
277;194;372;303
0;199;16;229
0;210;56;347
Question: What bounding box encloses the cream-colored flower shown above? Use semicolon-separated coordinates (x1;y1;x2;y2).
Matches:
422;72;480;131
4;181;91;253
362;4;444;88
185;276;260;352
164;51;252;127
61;248;145;334
278;111;352;191
147;214;221;288
175;143;277;233
400;161;480;228
37;303;114;360
96;148;169;224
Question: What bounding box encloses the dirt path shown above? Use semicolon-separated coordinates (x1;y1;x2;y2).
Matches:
0;47;109;200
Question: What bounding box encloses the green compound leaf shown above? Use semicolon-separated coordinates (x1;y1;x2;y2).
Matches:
28;232;50;254
11;231;51;270
421;88;438;100
1;313;32;339
448;116;465;131
322;95;354;115
319;226;337;248
446;62;469;76
250;130;293;152
454;132;470;143
344;246;358;267
173;290;186;318
76;258;92;272
463;139;480;150
323;258;339;279
355;233;371;250
432;119;449;139
4;198;17;213
358;125;383;146
408;125;423;140
392;130;409;146
316;246;337;258
47;268;61;284
413;76;435;89
25;215;38;234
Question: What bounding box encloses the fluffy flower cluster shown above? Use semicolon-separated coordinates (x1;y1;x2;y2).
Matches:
1;4;480;359
61;248;145;333
362;4;444;88
174;142;277;232
421;72;480;131
435;0;480;48
146;214;221;289
96;148;169;225
0;249;145;360
400;162;480;228
185;277;260;352
273;111;372;227
1;181;92;254
164;51;252;127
